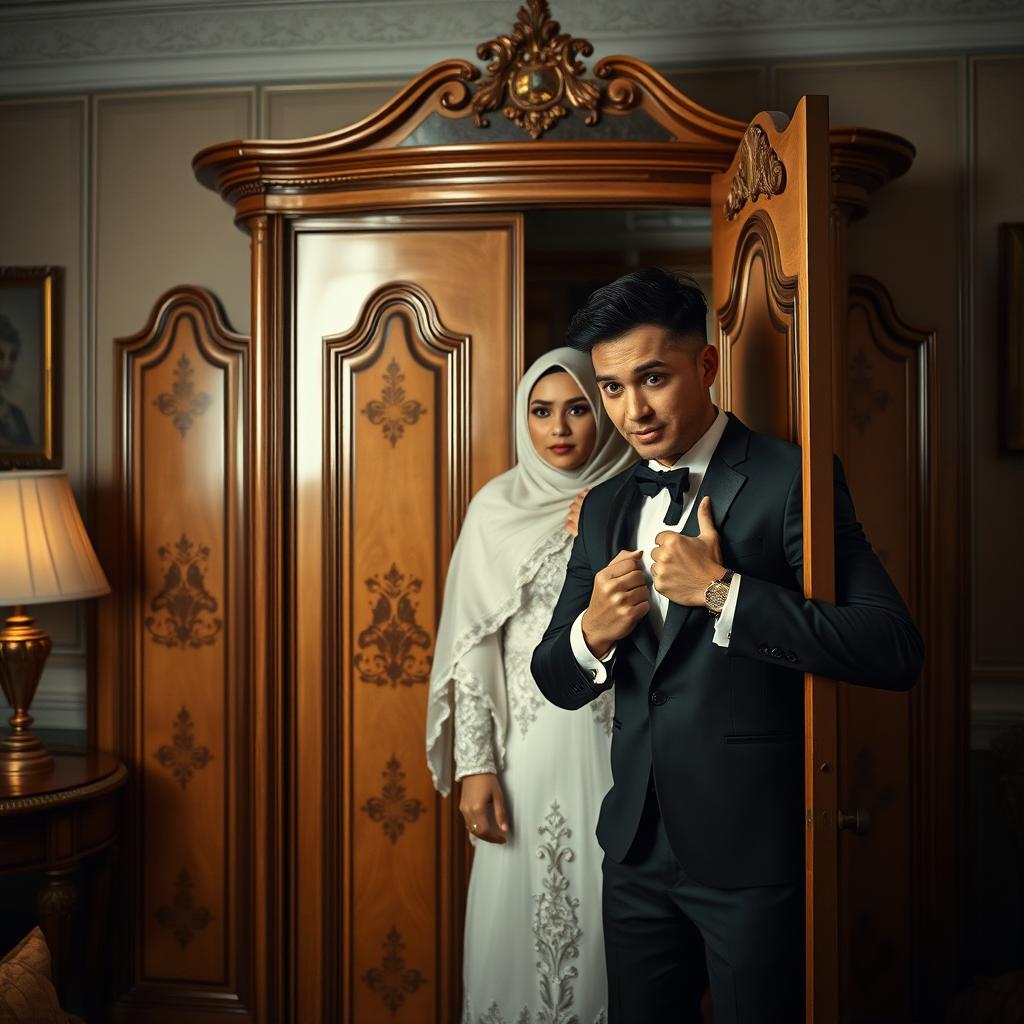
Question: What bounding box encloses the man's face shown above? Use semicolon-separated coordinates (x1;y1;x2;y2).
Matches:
0;339;18;387
592;324;718;466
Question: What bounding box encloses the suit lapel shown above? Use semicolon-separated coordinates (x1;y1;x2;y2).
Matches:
603;468;658;666
654;416;750;671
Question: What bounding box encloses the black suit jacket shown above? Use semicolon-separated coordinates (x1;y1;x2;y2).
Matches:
530;414;923;889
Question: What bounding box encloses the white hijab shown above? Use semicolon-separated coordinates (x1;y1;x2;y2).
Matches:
426;346;635;795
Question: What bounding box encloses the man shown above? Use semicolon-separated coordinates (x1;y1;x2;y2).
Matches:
0;314;33;448
530;268;922;1023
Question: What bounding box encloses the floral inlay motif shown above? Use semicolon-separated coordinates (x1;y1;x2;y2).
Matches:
724;124;787;221
534;801;583;1024
363;927;425;1014
361;358;426;448
361;754;425;843
155;868;212;949
472;0;601;140
849;348;890;432
154;705;213;790
354;564;432;688
145;534;222;650
155;354;211;437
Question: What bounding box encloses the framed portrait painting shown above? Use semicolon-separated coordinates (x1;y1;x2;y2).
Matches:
0;266;62;468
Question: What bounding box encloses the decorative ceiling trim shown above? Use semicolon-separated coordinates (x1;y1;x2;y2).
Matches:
1;0;1023;96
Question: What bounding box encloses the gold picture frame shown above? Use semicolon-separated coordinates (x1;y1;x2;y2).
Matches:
1001;224;1024;452
0;266;62;469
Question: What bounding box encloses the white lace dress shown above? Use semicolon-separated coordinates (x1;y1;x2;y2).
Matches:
455;536;613;1024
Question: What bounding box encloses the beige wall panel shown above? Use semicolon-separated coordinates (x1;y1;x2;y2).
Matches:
972;56;1024;668
774;58;961;644
773;59;960;329
0;98;88;724
94;90;253;494
663;65;768;123
262;83;403;139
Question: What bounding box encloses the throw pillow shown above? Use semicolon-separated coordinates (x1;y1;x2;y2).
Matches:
0;928;67;1024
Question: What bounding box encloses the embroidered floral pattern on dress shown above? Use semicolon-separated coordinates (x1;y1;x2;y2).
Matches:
454;666;498;780
427;527;573;795
534;800;582;1024
476;1003;531;1024
504;541;571;738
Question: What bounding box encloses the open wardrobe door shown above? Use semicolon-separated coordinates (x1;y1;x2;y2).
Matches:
710;96;838;1023
288;212;523;1023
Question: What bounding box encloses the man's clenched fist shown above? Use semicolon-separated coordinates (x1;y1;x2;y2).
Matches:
651;496;725;606
581;549;651;658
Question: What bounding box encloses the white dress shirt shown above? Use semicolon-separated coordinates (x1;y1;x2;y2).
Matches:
570;407;742;683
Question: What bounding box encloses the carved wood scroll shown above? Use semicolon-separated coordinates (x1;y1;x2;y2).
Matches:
472;0;600;138
724;124;787;221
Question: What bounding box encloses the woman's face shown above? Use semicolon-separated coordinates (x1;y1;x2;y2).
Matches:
527;370;597;471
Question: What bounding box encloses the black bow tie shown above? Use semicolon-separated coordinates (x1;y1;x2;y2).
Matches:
633;464;691;525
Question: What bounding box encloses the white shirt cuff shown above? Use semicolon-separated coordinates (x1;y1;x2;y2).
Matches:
570;612;615;686
712;573;742;648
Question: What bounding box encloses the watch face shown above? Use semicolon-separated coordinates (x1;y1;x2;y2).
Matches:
706;582;728;613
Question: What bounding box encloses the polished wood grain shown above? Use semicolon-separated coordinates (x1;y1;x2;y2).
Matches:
289;214;521;1023
711;98;839;1023
191;57;747;224
106;287;254;1022
837;276;937;1021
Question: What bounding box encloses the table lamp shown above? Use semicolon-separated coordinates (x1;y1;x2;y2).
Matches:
0;470;110;776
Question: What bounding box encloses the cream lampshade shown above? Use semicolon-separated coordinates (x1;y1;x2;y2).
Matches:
0;470;110;776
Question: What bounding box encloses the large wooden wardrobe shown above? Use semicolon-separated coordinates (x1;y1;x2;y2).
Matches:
93;4;961;1022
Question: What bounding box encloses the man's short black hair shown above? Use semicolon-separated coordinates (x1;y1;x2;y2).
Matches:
566;267;708;353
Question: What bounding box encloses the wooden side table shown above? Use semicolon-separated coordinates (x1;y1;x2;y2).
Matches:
0;751;127;1008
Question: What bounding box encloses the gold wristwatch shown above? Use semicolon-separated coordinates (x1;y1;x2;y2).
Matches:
704;569;734;617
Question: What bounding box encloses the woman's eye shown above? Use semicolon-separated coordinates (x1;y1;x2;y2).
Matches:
530;407;549;417
569;404;591;416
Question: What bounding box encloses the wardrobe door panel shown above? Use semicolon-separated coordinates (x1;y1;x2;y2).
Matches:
291;215;522;1024
112;288;252;1022
711;98;837;1022
836;276;936;1021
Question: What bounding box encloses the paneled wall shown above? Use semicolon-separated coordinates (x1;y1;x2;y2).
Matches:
0;98;88;728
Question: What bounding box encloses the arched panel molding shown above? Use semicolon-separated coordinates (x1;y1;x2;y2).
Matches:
838;273;939;1020
322;281;472;1022
105;286;257;1021
716;211;799;441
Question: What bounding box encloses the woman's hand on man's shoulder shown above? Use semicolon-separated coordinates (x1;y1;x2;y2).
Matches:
566;488;591;537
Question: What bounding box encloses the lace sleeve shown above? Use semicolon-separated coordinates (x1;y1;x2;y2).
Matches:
453;670;498;780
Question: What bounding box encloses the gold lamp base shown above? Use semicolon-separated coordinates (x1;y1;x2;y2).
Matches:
0;606;54;777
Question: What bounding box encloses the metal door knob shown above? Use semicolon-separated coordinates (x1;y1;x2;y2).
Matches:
838;808;870;835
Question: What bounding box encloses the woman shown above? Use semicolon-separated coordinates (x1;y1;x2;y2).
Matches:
427;347;635;1024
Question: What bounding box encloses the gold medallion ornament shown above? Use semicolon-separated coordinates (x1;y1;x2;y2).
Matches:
472;0;600;139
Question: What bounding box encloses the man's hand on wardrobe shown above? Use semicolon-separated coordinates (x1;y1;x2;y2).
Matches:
459;773;510;844
581;548;650;658
651;497;725;606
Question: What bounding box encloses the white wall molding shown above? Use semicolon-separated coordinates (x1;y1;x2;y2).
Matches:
31;659;88;732
2;0;1024;96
